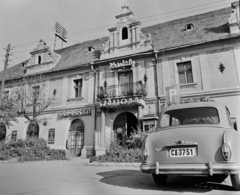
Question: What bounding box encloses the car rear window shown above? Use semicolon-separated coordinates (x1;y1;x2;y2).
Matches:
161;107;219;127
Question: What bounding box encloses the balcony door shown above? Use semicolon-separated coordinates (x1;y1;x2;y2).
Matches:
118;71;133;96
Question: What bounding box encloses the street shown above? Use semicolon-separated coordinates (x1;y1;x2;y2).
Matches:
0;159;239;195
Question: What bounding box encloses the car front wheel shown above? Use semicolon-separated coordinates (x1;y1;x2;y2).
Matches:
152;174;168;186
230;174;240;191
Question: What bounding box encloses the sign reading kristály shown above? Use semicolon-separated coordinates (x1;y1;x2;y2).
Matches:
99;97;144;107
57;109;91;117
110;59;136;70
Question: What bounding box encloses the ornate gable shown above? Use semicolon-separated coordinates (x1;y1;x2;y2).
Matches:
25;39;60;75
100;5;152;60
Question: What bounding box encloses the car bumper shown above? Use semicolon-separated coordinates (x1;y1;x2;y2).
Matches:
140;162;240;176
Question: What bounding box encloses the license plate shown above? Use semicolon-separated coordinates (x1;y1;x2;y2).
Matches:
169;147;196;157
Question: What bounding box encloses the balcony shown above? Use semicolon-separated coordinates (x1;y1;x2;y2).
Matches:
97;81;147;100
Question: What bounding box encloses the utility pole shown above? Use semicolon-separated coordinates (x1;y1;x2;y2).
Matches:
0;44;11;109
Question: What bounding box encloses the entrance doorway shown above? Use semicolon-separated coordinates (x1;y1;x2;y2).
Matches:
69;119;84;156
113;112;138;145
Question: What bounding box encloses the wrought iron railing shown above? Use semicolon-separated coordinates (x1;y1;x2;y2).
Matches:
97;82;147;100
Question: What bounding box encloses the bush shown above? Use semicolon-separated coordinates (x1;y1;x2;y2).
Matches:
90;130;148;163
90;143;143;163
0;138;67;162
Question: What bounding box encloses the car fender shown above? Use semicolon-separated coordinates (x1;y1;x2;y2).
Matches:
223;129;240;162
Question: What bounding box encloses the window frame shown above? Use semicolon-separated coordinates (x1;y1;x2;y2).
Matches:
174;57;197;86
32;85;40;103
73;78;83;98
177;61;193;84
122;27;128;40
69;75;85;100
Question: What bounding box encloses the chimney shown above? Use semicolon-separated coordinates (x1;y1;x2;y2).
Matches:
228;1;240;34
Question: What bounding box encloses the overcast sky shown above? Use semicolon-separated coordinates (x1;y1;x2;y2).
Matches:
0;0;236;71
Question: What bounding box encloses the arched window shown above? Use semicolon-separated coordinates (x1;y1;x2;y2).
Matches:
38;55;42;64
122;27;128;40
0;123;6;141
68;119;84;156
27;121;39;138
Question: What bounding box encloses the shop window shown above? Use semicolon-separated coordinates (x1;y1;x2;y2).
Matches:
11;131;17;141
73;79;82;98
144;124;155;133
122;27;128;40
27;121;39;138
177;61;193;84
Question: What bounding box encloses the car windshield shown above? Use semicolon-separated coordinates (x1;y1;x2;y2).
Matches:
161;107;219;127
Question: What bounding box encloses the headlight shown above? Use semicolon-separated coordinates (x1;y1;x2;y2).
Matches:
222;143;231;161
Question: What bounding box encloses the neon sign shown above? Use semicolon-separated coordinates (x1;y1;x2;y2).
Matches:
57;109;91;117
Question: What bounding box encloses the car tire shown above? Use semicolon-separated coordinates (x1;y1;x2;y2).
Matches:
152;174;168;186
230;174;240;191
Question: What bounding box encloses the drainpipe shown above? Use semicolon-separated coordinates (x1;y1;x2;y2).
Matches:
153;49;162;118
90;61;98;151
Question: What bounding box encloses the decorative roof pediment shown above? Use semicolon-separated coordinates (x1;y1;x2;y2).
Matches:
30;39;49;55
25;39;61;75
100;5;152;60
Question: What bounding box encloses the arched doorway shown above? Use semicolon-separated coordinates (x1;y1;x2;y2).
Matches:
113;112;138;145
69;119;84;156
0;123;6;141
27;121;39;138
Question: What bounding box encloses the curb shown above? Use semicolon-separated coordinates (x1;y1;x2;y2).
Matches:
0;160;141;168
87;162;141;168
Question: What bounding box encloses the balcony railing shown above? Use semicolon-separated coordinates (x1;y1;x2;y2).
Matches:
97;82;147;100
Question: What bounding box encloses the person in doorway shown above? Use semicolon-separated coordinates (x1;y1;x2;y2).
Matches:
66;134;71;160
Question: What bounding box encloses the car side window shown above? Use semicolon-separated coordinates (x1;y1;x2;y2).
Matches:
225;107;234;128
231;117;238;131
161;114;181;127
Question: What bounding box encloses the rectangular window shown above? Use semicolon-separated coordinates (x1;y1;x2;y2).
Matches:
73;79;82;98
32;86;40;101
118;71;133;96
11;131;17;141
48;129;55;144
177;61;193;84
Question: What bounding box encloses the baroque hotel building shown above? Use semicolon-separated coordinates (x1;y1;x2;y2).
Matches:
0;2;239;157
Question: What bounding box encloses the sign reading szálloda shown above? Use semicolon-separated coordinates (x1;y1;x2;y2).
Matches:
99;97;144;108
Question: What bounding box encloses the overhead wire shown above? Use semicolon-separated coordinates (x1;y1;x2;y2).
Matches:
0;0;233;58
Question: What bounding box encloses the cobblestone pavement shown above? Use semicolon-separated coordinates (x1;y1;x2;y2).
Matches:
0;158;239;195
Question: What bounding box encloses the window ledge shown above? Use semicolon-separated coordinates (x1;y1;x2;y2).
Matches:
179;82;197;88
67;97;84;102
